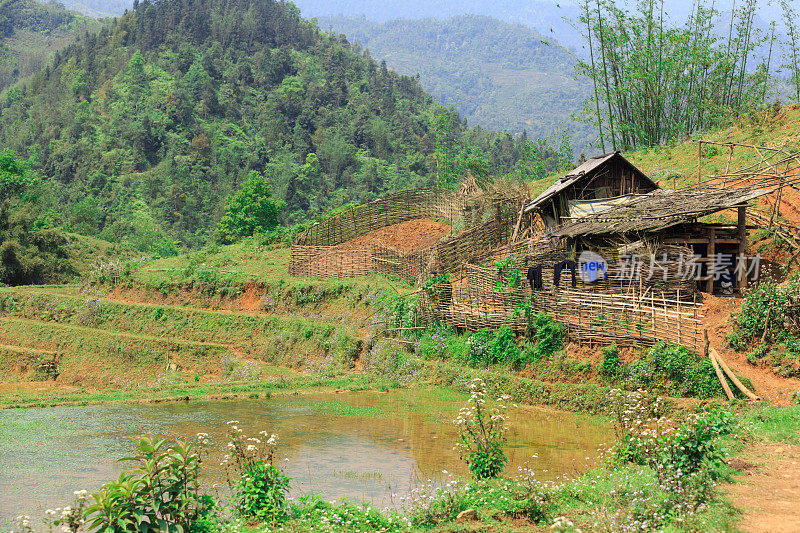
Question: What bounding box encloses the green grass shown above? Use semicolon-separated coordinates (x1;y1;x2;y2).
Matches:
626;106;800;189
735;403;800;445
133;238;416;295
307;399;389;417
0;374;384;409
528;106;800;204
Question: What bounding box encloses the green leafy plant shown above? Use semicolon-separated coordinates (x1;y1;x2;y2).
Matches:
490;325;519;366
223;422;291;525
601;343;620;377
423;273;451;291
215;170;286;244
82;434;211;532
495;258;522;292
636;342;723;398
465;328;494;366
453;378;510;479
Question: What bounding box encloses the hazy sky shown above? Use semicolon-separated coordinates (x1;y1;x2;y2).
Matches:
560;0;785;23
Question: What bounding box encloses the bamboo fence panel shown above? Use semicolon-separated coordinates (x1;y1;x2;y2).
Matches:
295;189;459;247
289;186;522;280
420;261;704;353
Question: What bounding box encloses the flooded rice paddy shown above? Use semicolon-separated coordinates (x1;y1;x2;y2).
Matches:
0;389;613;527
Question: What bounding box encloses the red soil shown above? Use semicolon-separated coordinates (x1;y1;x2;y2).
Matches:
728;442;800;533
701;294;800;405
340;218;451;253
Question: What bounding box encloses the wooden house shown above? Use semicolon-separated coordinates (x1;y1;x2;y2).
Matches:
523;151;659;228
522;152;768;294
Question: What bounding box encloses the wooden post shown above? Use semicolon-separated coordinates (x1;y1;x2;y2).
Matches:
698;141;702;184
706;227;716;294
714;349;760;400
495;204;502;244
693;295;698;353
677;290;682;347
737;205;747;292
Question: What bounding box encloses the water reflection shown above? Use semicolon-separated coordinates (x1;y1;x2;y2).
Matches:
0;390;613;528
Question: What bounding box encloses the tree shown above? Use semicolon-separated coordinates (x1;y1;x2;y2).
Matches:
0;148;36;200
577;0;767;150
0;149;71;285
215;170;286;244
782;0;800;103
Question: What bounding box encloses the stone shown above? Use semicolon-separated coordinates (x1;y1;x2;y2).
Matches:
456;509;477;522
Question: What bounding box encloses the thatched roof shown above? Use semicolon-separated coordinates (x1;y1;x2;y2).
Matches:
550;186;774;237
523;151;658;214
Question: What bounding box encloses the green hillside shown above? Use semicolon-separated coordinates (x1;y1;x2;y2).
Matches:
0;0;104;89
319;15;594;151
0;0;559;257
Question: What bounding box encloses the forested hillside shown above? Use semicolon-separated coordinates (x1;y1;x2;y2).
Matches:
0;0;564;257
0;0;104;88
318;15;593;150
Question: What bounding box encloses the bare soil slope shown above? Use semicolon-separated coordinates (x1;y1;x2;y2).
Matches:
702;295;800;404
340;218;451;253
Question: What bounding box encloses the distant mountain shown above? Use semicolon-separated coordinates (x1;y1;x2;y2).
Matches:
0;0;104;88
319;14;594;152
59;0;129;17
297;0;584;51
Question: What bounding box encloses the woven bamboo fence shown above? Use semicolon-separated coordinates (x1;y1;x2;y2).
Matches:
420;261;704;352
290;193;519;280
295;189;461;247
289;245;376;278
468;238;698;300
425;209;517;275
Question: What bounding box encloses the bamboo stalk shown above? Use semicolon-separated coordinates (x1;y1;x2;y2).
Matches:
712;349;760;400
709;350;735;401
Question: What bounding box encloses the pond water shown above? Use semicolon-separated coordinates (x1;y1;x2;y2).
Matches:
0;389;613;529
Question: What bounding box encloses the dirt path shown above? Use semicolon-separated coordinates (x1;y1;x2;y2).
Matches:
702;295;800;404
728;443;800;533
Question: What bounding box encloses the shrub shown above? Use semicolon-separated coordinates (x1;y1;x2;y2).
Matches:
737;281;787;341
601;343;620;377
609;388;734;514
417;328;450;360
465;328;494;366
194;265;220;284
515;313;564;367
83;435;211;532
362;339;418;386
629;342;724;398
453;378;510;479
665;409;734;479
491;325;519;365
215;170;286;244
234;461;291;524
463;326;521;367
223;423;291;525
152;238;180;258
724;330;747;351
531;313;563;357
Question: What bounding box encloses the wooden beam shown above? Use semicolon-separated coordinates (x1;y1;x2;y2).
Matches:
663;238;711;244
737;205;747;292
698;141;703;184
706;227;715;293
713;348;760;400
